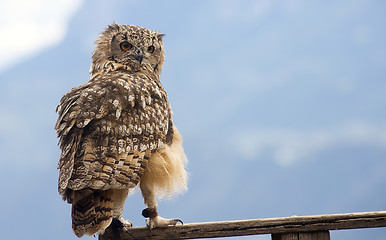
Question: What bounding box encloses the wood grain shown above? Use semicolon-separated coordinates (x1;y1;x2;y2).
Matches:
99;211;386;240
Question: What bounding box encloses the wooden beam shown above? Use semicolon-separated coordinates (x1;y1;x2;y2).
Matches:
99;211;386;240
272;231;330;240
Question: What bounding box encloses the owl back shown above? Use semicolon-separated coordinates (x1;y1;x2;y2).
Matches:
56;71;172;199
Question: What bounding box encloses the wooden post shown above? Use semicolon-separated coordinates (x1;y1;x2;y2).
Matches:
272;231;330;240
99;211;386;240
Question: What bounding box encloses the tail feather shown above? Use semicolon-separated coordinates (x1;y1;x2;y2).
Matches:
71;190;113;237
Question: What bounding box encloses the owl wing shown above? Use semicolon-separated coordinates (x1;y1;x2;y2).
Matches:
55;73;172;199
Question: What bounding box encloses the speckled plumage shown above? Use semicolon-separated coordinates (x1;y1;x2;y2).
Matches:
55;24;187;237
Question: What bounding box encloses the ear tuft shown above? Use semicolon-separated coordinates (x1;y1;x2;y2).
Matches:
107;22;120;32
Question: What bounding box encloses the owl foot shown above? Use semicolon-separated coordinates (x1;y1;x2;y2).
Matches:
142;208;183;230
111;217;133;231
146;216;183;230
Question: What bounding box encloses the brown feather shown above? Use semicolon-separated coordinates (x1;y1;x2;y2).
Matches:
55;24;187;237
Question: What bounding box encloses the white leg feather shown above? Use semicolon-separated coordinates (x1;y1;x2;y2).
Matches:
140;178;183;229
139;127;187;229
112;189;132;230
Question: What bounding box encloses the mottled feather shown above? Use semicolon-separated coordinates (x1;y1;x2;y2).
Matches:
56;24;187;237
56;72;172;197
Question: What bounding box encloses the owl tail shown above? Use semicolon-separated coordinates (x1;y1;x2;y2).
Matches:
71;190;113;238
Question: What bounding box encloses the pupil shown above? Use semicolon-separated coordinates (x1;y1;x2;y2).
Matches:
121;42;131;50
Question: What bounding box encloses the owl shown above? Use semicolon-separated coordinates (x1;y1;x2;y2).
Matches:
55;24;187;238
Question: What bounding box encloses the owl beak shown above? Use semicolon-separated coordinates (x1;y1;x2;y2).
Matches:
136;51;143;64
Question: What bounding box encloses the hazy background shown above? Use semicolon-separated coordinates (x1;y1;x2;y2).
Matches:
0;1;385;239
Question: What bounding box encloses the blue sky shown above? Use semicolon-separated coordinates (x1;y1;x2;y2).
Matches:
0;1;385;239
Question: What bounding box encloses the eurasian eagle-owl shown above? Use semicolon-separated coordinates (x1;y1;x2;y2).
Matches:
55;24;187;237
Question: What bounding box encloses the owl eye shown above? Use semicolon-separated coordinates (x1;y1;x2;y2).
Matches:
147;46;155;53
120;42;132;51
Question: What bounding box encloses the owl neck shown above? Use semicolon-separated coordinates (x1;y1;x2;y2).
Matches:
89;60;160;82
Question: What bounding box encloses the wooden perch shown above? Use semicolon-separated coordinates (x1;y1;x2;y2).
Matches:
99;211;386;240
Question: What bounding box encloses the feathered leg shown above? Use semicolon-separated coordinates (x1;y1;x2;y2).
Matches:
139;127;187;229
140;180;182;229
111;189;133;230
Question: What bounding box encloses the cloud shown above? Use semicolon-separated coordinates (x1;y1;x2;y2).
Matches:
0;0;84;73
233;120;386;166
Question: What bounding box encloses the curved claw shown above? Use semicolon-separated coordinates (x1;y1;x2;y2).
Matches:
174;219;183;225
146;216;183;230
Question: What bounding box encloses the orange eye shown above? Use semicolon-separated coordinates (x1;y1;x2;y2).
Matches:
147;46;155;53
120;42;132;51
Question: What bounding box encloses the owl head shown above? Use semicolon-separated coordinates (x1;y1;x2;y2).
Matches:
90;24;165;78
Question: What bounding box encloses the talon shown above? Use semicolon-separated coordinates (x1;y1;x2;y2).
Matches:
120;218;133;231
111;217;133;230
142;207;182;229
146;215;183;229
175;219;183;225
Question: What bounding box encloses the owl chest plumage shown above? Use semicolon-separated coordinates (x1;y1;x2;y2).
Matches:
56;70;173;194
